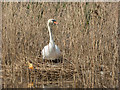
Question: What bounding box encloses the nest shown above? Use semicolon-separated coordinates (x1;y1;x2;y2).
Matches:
27;58;77;88
3;57;77;88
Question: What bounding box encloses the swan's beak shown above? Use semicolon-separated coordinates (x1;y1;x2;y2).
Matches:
54;21;58;24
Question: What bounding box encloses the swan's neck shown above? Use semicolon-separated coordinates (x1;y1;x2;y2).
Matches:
47;22;54;44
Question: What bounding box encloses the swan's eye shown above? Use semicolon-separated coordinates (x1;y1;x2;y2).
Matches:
52;20;56;22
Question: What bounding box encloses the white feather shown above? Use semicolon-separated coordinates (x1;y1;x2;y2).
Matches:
41;19;61;60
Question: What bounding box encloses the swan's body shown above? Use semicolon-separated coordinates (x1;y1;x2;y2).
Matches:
41;19;61;60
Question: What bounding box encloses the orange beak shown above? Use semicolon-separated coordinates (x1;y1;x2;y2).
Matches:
54;21;58;24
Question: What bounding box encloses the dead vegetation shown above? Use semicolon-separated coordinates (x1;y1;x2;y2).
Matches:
2;2;119;88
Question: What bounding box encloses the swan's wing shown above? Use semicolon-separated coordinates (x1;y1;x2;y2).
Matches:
55;45;61;54
41;45;49;59
42;44;61;60
42;44;54;59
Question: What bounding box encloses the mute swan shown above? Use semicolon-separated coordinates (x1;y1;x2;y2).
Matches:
41;19;61;60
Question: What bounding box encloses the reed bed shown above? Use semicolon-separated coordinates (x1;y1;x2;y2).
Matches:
2;2;119;88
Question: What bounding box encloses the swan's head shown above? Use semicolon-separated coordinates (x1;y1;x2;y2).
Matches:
48;19;58;25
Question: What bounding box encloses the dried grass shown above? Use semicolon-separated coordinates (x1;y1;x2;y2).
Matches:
2;2;119;88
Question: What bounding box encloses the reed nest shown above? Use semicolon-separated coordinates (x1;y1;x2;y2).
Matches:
3;57;78;88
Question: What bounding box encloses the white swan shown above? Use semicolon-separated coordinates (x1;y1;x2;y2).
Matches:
41;19;61;60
